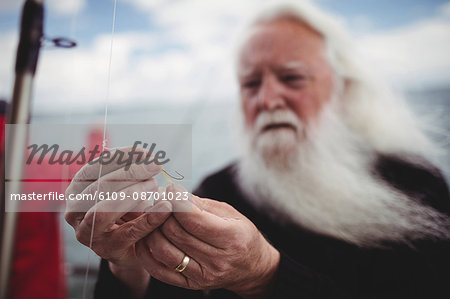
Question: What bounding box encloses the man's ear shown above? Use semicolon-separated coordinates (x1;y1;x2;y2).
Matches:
343;78;351;93
333;77;350;112
337;77;351;104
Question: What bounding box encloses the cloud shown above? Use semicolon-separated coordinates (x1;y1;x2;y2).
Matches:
347;15;375;35
441;1;450;17
0;0;86;16
32;29;238;112
30;0;262;111
0;1;21;13
356;14;450;89
124;0;263;51
47;0;86;16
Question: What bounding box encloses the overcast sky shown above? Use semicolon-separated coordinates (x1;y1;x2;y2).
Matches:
1;0;449;113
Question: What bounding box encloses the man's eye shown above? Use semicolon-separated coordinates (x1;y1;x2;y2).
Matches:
281;75;305;82
243;80;261;88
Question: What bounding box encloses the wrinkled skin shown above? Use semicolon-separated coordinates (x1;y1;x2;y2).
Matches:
65;147;279;298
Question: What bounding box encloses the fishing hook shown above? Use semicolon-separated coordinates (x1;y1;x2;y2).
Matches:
161;169;184;181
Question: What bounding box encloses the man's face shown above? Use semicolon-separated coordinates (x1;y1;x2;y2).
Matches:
238;19;335;136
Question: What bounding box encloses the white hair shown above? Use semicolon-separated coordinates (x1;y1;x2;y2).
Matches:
237;102;450;247
237;0;436;158
234;1;449;247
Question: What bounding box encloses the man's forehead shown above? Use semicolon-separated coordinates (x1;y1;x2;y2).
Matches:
243;19;323;48
238;60;309;78
238;19;325;73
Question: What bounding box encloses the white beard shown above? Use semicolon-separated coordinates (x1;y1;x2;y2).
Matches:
237;104;450;247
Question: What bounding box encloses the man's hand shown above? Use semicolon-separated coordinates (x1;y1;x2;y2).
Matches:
64;146;172;298
136;183;280;298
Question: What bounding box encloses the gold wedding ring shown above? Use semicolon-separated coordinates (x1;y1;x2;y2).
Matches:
175;255;190;273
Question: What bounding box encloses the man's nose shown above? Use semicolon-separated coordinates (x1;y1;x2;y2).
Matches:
257;76;286;111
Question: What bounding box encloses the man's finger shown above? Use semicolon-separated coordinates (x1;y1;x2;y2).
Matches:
73;179;158;235
66;146;162;195
112;201;173;243
160;216;221;263
144;229;203;279
65;178;157;229
191;195;238;218
135;241;189;289
167;184;236;248
74;200;172;247
66;175;158;223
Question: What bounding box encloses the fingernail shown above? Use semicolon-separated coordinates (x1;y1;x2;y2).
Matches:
167;183;186;193
144;162;161;175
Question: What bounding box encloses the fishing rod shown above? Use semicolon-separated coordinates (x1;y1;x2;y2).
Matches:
0;1;44;297
0;1;75;297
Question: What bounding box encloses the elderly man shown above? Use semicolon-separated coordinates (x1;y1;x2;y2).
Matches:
65;2;450;298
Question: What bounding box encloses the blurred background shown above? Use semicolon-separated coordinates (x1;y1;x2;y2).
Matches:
1;0;449;298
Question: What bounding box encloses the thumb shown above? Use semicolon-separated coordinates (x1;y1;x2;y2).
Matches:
113;201;172;243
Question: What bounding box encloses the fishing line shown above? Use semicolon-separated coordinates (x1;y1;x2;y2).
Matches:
82;0;117;298
78;0;207;295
